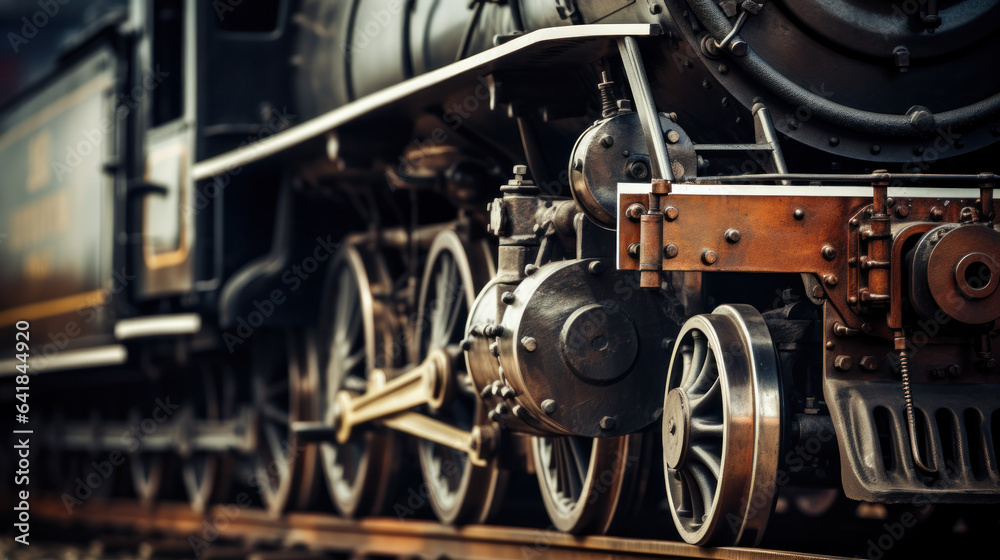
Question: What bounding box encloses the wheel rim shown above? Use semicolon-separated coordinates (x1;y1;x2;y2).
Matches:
662;304;781;546
320;247;399;517
181;366;223;513
128;404;165;506
250;331;316;516
416;231;501;525
532;433;643;534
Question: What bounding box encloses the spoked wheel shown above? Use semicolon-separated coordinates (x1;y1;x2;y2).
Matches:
319;246;402;517
179;365;227;513
531;433;644;534
416;230;502;525
128;404;166;507
662;304;782;546
249;330;318;517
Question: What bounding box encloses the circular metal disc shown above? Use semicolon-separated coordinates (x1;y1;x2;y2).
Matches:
416;230;504;525
662;304;781;547
319;246;401;518
531;433;644;534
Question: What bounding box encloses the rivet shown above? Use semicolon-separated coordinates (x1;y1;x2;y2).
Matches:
521;336;537;352
663;243;679;258
500;386;516;399
848;296;858;304
666;130;681;144
913;145;925;156
930;367;944;379
849;218;860;227
794;208;805;220
511;405;526;418
834;355;853;371
525;264;538;276
600;135;614;148
664;206;680;221
702;250;718;265
947;364;962;378
501;291;515;305
492;324;505;337
627;242;641;258
824;274;839;286
826;341;835;350
829;136;840;147
724;229;741;243
822;245;837;260
588;261;606;275
541;399;558;414
599;416;616;430
930;206;944;221
896;205;910;218
494;403;509;415
870;144;882;155
490;342;499;356
460;339;472;351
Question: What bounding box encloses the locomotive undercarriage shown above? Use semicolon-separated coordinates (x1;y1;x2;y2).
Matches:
20;14;1000;552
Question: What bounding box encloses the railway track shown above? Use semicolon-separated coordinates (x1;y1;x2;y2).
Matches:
16;498;851;560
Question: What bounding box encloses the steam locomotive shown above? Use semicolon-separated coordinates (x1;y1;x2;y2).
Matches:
2;0;998;548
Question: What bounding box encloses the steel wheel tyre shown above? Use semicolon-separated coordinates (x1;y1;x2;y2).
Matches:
416;231;502;525
249;330;318;517
662;304;781;546
179;366;226;513
319;246;401;518
532;433;643;534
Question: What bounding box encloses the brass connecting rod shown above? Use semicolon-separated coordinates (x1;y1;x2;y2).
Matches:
316;346;492;465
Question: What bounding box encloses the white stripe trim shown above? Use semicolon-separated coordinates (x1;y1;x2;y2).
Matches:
0;345;128;376
114;313;202;340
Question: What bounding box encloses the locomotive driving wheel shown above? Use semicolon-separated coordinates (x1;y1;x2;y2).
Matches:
249;330;318;517
319;246;402;518
662;305;782;547
531;433;644;534
416;230;503;525
179;365;228;513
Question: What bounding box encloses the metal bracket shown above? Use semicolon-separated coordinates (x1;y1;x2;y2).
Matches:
617;36;674;183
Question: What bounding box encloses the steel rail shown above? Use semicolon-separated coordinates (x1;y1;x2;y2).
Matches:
29;498;854;560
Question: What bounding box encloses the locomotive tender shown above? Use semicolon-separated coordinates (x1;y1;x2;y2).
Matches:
2;0;998;548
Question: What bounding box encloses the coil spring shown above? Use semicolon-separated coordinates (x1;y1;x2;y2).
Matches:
899;349;936;473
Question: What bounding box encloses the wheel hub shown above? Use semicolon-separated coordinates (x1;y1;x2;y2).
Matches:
560;303;638;384
663;387;691;470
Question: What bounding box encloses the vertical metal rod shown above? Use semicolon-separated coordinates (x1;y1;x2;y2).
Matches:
753;105;790;183
617;36;674;183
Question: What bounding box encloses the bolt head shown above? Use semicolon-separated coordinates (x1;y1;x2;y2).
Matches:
947;364;962;378
500;386;515;399
627;242;641;258
626;203;646;221
664;206;680;221
822;245;837;261
588;261;606;275
525;264;538;276
896;205;910;218
663;243;679;258
724;229;741;243
599;416;616;430
834;355;853;371
501;291;515;305
824;274;839;286
860;356;879;371
666;130;681;144
930;206;944;221
460;338;472;351
600;135;615;148
541;399;558;414
794;208;806;220
702;250;718;265
521;336;537;352
729;39;748;57
512;164;528;176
